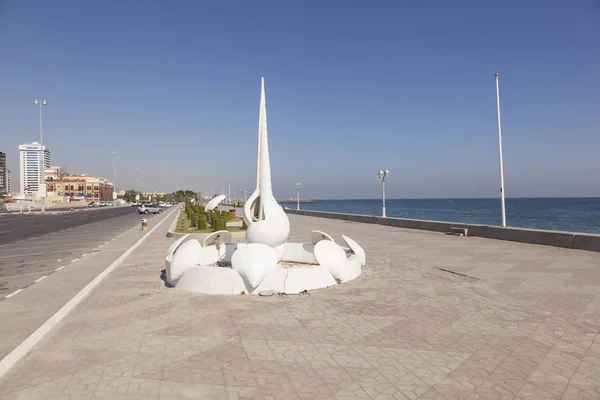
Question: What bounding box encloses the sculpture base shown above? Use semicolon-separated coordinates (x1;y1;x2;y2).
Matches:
175;257;362;295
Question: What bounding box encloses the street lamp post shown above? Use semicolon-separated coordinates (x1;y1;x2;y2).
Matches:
296;183;301;211
495;73;507;227
135;167;141;203
110;150;117;202
378;169;390;217
34;99;47;212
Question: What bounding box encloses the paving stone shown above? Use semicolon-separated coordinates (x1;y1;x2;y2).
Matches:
1;214;599;399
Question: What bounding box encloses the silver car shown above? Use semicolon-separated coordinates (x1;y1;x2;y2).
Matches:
138;203;163;214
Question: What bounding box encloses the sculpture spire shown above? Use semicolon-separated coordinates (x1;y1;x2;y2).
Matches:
243;77;290;255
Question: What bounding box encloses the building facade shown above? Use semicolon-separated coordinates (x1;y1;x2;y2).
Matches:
0;151;6;193
19;142;51;196
44;166;65;181
46;175;114;202
5;169;11;194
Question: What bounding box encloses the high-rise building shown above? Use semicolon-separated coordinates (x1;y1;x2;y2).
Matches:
5;169;11;194
19;142;51;196
0;151;6;193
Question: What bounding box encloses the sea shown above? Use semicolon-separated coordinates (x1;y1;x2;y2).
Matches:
296;198;600;235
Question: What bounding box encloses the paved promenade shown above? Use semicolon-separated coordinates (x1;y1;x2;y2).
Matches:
0;214;598;399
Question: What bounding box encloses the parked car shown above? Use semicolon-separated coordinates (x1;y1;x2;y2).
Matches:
138;203;163;214
87;202;96;207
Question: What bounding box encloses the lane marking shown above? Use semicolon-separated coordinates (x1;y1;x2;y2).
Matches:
2;271;55;280
0;250;67;260
34;276;48;283
4;289;23;299
70;258;79;263
55;266;66;271
81;253;88;257
0;206;176;379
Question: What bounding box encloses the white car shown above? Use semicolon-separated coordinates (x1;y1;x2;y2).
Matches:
138;204;163;214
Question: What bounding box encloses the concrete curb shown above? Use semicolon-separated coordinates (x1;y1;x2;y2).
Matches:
285;209;600;253
166;205;185;238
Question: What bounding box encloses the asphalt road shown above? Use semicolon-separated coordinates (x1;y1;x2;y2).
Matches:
0;206;140;245
0;208;163;295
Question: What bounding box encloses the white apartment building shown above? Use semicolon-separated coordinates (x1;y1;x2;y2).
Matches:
19;142;51;196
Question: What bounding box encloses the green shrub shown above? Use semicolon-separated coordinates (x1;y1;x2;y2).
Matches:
212;217;225;232
242;219;248;230
198;216;207;230
221;211;231;221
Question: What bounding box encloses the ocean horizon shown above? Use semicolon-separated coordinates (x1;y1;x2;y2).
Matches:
292;197;600;234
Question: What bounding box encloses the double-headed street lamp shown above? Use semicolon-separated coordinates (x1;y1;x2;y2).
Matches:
34;99;47;212
378;169;390;217
296;182;301;211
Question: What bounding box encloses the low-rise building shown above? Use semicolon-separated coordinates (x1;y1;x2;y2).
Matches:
46;175;114;202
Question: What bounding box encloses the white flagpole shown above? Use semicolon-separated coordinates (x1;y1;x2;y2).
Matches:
495;73;507;227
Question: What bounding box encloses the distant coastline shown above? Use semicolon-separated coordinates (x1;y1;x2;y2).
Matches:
277;199;317;204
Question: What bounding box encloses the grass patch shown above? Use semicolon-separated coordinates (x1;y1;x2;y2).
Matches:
175;210;245;233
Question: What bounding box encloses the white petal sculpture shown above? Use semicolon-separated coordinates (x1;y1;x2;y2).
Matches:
166;234;190;259
314;240;347;281
203;230;232;248
231;243;278;288
205;194;226;212
167;239;202;286
164;77;365;295
165;234;190;271
341;235;366;266
309;230;335;245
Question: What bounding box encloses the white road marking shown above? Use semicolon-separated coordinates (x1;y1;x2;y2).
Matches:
0;206;177;379
55;266;66;271
81;253;87;257
71;258;79;263
4;289;23;299
2;271;54;280
34;276;48;283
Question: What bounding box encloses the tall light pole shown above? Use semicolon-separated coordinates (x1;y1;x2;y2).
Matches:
495;73;507;227
296;183;301;211
228;182;231;204
34;99;47;212
135;167;141;203
378;169;390;217
110;150;117;202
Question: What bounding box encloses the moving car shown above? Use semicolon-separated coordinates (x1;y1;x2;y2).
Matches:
138;203;163;214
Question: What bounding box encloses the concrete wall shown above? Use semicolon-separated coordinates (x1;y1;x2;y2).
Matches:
285;209;600;253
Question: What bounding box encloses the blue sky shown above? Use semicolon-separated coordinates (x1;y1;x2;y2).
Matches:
0;0;598;199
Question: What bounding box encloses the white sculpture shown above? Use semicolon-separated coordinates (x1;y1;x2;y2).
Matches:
205;194;226;212
243;78;290;256
165;77;365;294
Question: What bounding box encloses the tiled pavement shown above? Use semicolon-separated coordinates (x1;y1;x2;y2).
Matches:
0;214;598;399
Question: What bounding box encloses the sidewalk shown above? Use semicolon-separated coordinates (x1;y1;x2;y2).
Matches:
0;214;598;399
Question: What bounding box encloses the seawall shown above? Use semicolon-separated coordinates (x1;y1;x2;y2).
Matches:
285;209;600;253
